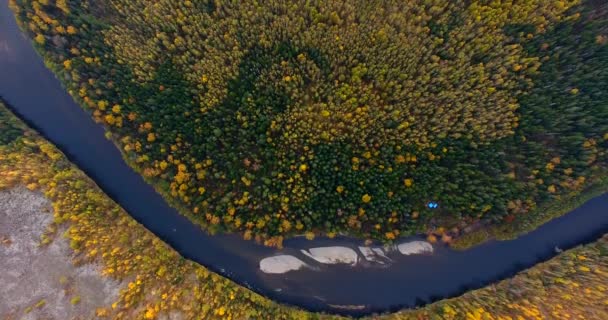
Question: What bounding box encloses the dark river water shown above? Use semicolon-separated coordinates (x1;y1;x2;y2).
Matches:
1;1;608;316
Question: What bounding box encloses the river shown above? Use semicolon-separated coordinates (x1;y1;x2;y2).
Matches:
1;1;607;316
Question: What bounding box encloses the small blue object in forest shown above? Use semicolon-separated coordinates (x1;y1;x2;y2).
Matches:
427;202;438;209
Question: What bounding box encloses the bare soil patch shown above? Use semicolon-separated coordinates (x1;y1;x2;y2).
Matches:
0;187;123;320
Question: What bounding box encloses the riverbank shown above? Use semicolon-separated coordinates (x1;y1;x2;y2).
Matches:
452;176;608;250
0;100;311;319
2;98;608;319
3;0;608;316
3;0;608;309
9;0;608;249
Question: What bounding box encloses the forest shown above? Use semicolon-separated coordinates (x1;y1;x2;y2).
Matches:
2;95;607;319
9;0;608;245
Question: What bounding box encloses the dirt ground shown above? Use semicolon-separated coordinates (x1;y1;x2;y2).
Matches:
0;187;123;320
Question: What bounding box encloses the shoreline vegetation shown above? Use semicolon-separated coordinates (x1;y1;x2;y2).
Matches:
1;100;313;319
2;98;608;319
451;175;608;249
8;0;608;248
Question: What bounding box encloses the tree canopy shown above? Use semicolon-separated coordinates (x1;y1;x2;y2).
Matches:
10;0;608;245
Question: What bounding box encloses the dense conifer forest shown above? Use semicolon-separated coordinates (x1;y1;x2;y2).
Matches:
2;95;608;319
9;0;608;245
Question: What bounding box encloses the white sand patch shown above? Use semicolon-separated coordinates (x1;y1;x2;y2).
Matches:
259;255;308;274
359;247;392;264
358;246;377;262
301;246;358;265
397;241;434;255
372;248;392;261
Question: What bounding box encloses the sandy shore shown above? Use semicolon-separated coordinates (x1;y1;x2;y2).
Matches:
0;187;123;319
